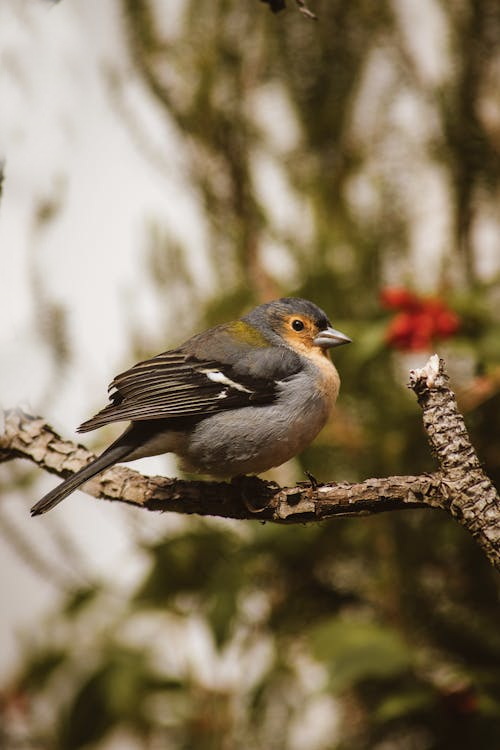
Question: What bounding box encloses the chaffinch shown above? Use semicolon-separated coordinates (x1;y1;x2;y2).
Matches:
31;297;350;516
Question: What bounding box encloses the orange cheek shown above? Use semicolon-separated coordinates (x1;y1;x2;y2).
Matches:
282;332;313;352
281;322;318;351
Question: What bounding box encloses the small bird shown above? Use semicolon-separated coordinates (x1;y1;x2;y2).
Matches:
31;298;350;516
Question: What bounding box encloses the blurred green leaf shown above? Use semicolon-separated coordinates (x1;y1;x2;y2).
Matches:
310;617;412;691
478;327;500;363
375;688;434;722
59;648;158;749
63;586;99;616
21;649;66;690
59;668;114;750
348;320;387;364
135;526;239;605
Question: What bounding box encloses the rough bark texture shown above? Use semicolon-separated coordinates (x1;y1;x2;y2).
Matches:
408;355;500;569
1;356;499;569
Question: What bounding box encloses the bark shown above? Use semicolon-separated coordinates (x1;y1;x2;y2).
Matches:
408;355;500;569
1;355;499;570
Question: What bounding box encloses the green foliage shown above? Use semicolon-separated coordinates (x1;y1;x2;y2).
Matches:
135;526;243;645
58;647;183;749
21;649;67;691
310;617;412;691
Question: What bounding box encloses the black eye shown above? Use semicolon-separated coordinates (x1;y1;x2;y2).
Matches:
292;319;304;331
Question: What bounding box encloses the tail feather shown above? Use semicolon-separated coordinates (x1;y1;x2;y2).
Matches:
30;443;132;517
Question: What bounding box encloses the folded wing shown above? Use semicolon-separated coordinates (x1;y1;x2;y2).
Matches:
78;347;294;433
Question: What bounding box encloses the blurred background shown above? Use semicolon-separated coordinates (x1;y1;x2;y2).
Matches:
1;0;500;748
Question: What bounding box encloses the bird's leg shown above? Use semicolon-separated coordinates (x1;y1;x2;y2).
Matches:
304;469;321;489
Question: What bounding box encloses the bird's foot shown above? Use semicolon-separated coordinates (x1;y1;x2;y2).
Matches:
231;475;276;513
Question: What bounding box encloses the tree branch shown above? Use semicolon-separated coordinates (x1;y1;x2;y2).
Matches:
1;356;499;569
408;355;500;569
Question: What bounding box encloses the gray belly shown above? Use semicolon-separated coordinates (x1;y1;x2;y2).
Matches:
178;383;333;476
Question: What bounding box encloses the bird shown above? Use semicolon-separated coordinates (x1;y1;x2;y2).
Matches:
31;297;351;516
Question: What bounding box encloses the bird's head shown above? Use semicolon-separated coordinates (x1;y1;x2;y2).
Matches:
243;297;351;355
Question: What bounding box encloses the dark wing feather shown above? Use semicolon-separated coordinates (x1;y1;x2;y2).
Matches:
77;347;292;433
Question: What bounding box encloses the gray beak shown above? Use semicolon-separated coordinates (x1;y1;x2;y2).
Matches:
314;326;352;349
